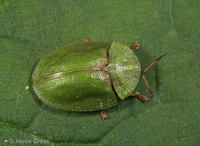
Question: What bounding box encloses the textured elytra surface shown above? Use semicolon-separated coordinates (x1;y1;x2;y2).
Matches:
0;0;200;145
32;41;117;111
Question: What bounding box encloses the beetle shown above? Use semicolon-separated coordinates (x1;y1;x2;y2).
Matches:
32;39;167;119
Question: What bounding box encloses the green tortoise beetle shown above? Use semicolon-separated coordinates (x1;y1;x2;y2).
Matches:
32;39;167;119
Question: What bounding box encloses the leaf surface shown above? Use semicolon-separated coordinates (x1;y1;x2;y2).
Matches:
0;0;199;145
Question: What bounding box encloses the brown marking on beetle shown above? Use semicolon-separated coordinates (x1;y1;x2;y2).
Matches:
36;69;90;84
73;46;100;53
101;54;114;90
90;54;113;90
37;56;109;85
37;51;114;92
101;62;113;90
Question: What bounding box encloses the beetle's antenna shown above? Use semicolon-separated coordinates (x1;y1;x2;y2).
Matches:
142;52;167;99
144;52;167;72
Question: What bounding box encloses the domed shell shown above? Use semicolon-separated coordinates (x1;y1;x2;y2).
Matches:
32;41;117;111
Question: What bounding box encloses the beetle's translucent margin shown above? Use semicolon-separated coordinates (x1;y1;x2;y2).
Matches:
126;54;141;99
108;41;142;100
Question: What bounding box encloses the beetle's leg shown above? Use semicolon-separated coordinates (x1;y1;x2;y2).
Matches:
130;92;148;102
141;72;154;98
101;110;108;120
131;41;140;52
141;52;167;99
84;38;89;42
143;52;167;72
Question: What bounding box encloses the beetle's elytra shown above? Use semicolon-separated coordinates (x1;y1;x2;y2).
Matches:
32;40;166;119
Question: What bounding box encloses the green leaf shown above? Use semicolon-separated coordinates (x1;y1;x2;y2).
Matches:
0;0;199;145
